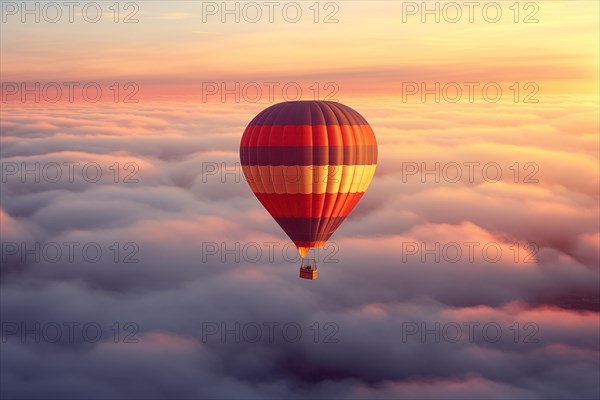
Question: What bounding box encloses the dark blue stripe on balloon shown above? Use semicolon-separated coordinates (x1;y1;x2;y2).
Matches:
240;145;377;166
247;101;369;126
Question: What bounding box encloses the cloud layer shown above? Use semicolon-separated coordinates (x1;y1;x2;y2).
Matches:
1;97;598;399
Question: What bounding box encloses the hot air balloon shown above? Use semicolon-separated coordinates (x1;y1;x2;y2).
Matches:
240;101;377;279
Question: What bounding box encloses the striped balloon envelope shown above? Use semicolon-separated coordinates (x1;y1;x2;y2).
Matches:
240;101;377;274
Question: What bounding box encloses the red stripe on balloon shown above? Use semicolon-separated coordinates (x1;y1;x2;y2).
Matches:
254;193;365;219
241;124;377;148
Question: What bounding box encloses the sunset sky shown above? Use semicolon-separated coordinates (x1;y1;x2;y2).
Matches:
1;1;599;399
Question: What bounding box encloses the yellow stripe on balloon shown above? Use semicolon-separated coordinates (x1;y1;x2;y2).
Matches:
242;165;376;194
